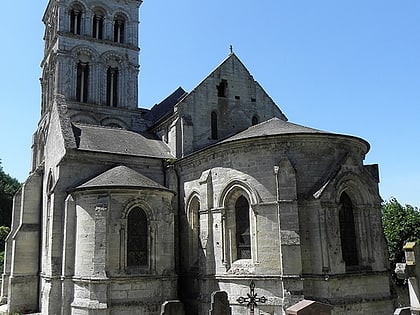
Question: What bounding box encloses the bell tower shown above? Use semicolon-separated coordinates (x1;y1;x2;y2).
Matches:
40;0;142;117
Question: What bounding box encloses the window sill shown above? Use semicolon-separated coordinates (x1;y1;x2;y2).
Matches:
227;259;255;275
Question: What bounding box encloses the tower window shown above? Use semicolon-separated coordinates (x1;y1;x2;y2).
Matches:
127;207;148;267
106;67;119;107
235;196;251;259
339;192;359;269
114;17;125;43
92;14;104;39
217;79;227;97
70;9;82;35
211;111;218;140
76;62;89;103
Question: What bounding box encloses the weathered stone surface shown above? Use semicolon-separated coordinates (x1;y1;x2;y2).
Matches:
0;0;394;314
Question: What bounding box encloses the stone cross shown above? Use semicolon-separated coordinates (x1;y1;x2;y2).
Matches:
237;280;267;315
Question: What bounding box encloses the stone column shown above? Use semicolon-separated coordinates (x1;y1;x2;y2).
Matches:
61;195;76;315
71;193;109;315
274;155;303;308
274;156;302;274
322;201;344;274
318;206;330;273
198;170;215;275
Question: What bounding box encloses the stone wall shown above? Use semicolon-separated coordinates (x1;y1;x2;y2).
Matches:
175;131;392;313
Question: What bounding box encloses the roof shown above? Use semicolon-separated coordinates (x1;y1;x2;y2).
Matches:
147;53;287;129
222;117;327;143
72;123;173;159
74;165;171;192
146;87;187;124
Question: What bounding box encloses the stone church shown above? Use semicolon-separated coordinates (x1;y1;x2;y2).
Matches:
1;0;394;314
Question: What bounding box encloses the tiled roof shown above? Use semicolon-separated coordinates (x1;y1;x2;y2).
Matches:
146;87;187;124
72;123;173;159
74;165;170;191
222;117;328;143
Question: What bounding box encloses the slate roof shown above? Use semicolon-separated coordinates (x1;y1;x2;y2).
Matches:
146;87;187;124
74;165;170;191
72;123;173;159
222;117;328;143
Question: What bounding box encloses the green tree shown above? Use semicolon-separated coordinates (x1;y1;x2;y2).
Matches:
0;226;10;271
0;160;21;227
382;198;420;268
0;226;10;250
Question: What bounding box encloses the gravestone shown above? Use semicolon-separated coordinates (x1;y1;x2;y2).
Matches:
394;307;411;315
286;299;332;315
209;291;231;315
160;300;185;315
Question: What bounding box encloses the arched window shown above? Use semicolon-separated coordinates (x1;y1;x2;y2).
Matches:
113;16;125;43
70;7;82;35
235;196;251;259
211;111;218;140
222;186;256;269
106;67;118;106
45;171;54;249
187;196;200;269
76;62;89;102
92;12;104;39
339;192;359;269
127;207;148;267
252;115;259;126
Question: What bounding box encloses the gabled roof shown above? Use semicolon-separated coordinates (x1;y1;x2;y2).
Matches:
74;165;171;192
186;53;286;119
72;123;173;159
146;87;187;124
222;117;327;143
147;53;287;129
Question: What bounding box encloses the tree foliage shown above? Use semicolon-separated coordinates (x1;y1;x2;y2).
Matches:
0;226;10;250
382;198;420;267
0;160;21;227
0;226;10;271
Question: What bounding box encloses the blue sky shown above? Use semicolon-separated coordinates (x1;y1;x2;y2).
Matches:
0;0;419;206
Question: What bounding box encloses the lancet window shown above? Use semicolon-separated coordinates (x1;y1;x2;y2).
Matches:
339;192;359;269
222;186;256;269
187;196;200;269
127;207;148;267
235;196;251;259
106;67;119;107
76;62;89;103
211;111;218;140
92;13;104;39
70;7;82;35
113;16;125;43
